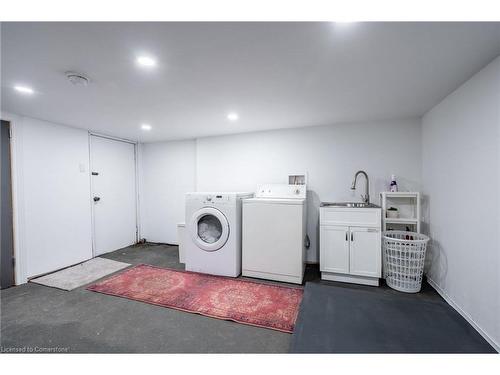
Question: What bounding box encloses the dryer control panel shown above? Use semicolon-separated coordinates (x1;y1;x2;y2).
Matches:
255;184;306;199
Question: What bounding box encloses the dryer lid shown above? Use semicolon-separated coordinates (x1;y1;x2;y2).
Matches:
243;197;305;205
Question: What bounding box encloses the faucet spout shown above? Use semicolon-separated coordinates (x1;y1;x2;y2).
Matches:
351;170;370;204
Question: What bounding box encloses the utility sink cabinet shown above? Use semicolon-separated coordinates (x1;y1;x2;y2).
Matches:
320;206;382;286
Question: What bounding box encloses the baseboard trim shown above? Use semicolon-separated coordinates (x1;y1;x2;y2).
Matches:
427;277;499;353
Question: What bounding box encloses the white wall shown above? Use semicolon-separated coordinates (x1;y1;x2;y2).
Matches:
196;118;422;262
139;140;196;243
139;119;421;262
422;56;500;350
3;113;93;282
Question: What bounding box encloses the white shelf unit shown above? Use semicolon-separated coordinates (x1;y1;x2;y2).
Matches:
380;192;421;233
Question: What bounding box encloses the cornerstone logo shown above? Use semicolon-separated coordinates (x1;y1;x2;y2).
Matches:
1;346;69;353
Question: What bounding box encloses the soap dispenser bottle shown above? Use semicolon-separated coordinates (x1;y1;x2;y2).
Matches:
390;175;398;192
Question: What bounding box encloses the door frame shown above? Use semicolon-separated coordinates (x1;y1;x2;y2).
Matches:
88;132;140;257
1;119;16;287
0;113;26;284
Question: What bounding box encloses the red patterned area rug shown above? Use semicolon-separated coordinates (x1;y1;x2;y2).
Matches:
87;264;303;333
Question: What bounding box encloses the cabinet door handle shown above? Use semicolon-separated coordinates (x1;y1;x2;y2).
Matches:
351;232;354;242
345;231;348;241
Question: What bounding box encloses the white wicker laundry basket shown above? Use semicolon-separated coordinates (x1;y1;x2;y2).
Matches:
383;231;430;293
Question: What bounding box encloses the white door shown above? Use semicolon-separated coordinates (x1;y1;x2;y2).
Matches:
91;136;137;256
320;225;350;274
349;227;381;277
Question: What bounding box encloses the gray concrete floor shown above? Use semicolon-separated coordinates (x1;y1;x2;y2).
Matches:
1;244;292;353
1;243;491;353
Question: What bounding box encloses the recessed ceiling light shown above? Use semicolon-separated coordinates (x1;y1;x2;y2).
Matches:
141;123;152;131
136;56;157;67
14;85;34;94
227;112;239;122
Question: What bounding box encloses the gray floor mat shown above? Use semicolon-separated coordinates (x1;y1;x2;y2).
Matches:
290;281;496;353
30;257;130;291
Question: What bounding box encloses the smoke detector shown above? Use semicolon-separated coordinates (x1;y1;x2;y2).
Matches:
65;71;90;86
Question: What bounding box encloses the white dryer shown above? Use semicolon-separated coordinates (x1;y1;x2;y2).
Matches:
185;192;253;277
242;184;307;284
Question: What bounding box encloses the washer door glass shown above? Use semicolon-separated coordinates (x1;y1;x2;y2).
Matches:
198;215;222;244
190;207;229;252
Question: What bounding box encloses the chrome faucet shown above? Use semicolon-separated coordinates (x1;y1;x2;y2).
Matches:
351;170;370;204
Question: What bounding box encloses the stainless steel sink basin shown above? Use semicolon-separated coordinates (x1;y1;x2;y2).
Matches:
321;202;380;208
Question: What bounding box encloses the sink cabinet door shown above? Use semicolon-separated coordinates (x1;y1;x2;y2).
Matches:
349;227;381;277
320;226;349;274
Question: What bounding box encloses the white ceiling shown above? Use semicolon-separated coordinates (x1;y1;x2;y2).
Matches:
1;22;500;142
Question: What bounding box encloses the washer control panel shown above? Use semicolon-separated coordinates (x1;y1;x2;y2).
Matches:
202;194;229;204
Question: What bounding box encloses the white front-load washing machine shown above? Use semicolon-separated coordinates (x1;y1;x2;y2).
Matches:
185;192;253;277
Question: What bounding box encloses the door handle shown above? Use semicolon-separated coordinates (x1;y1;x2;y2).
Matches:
351;232;354;242
93;196;101;202
345;231;348;241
